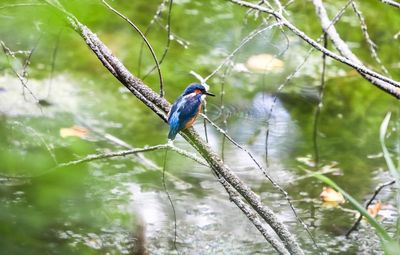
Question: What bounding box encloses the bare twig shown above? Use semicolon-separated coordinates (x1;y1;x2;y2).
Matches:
102;0;165;97
142;0;174;81
204;22;283;82
351;0;389;76
138;0;168;77
12;121;58;165
219;64;232;160
313;33;328;169
162;149;180;254
0;40;41;105
346;180;396;237
57;144;207;168
47;28;63;98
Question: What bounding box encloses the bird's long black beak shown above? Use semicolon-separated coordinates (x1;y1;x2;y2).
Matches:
204;91;215;97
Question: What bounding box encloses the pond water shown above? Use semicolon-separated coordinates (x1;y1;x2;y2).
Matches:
0;0;399;254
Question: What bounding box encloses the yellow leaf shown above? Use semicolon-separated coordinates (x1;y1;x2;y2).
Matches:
319;187;345;204
367;201;382;218
60;126;88;138
246;54;284;73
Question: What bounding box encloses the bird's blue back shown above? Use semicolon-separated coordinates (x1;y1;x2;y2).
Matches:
168;93;203;140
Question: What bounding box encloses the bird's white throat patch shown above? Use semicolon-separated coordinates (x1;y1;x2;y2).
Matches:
185;92;197;98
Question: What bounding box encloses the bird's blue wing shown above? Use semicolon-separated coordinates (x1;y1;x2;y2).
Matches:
168;96;185;140
168;95;202;140
179;95;202;125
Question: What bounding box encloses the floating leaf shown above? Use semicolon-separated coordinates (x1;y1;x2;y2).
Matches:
245;54;284;73
314;174;393;242
319;186;345;204
60;126;88;138
367;201;382;218
38;99;52;106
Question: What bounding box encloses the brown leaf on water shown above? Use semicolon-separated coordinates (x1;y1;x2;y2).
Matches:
245;54;284;73
60;126;88;138
367;201;382;218
320;187;345;204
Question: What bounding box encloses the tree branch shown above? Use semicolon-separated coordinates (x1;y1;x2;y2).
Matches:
64;14;304;255
55;144;208;168
380;0;400;8
229;0;400;98
351;0;389;76
311;0;399;96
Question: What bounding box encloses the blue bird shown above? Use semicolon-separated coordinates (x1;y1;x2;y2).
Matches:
168;83;215;140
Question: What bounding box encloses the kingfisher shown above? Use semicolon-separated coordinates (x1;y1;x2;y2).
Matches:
168;83;215;140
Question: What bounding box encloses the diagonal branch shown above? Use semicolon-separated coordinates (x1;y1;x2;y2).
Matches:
62;12;304;255
311;0;399;96
200;113;318;248
229;0;400;98
380;0;400;8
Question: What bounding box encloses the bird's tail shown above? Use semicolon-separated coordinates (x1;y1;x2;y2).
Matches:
168;129;177;140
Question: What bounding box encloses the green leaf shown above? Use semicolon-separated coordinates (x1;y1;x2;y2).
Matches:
380;112;400;186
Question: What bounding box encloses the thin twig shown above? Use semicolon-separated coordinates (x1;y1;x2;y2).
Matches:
346;180;396;237
351;0;390;76
12;121;58;165
102;0;165;97
220;64;232;160
204;22;283;82
76;118;161;170
313;33;328;169
58;144;207;169
162;149;180;254
138;0;168;77
142;0;174;81
47;28;63;98
0;40;41;106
